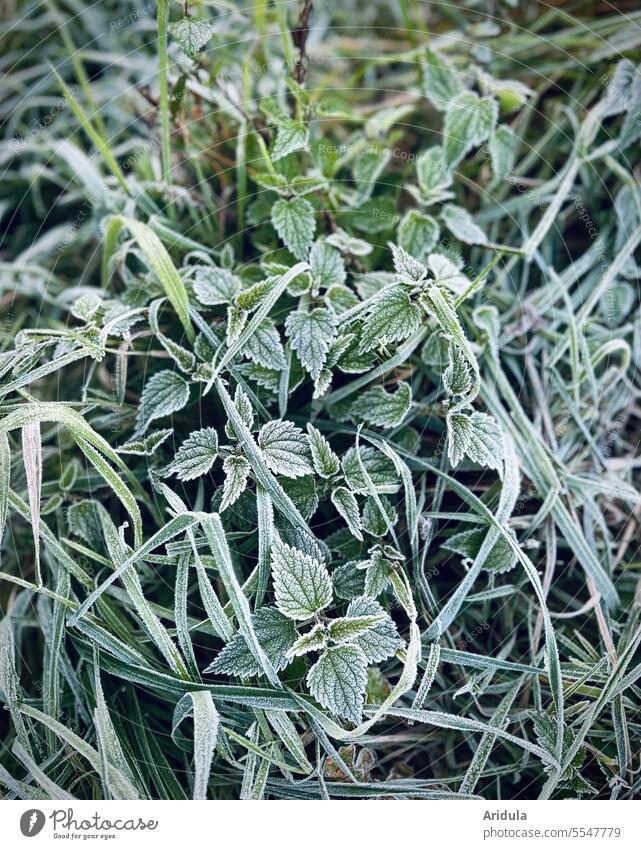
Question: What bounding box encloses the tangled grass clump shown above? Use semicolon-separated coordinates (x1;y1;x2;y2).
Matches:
0;0;641;801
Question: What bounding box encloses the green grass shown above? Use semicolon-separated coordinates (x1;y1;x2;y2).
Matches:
0;0;640;800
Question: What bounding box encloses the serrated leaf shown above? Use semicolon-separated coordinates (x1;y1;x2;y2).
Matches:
441;204;487;245
328;614;385;645
332;561;367;601
443;91;498;167
135;370;190;434
285;623;328;658
443;526;517;574
347;595;404;662
306;424;340;478
220;455;251;511
359;287;422;353
226;305;248;345
258;419;314;479
271;197;316;260
309;241;346;288
443;345;472;396
427;253;469;295
397;210;440;260
362;550;391;597
489;125;517;177
447;413;474;467
347;381;412;428
170;17;215;58
285;308;337;379
205;607;297;677
272;120;309;161
326;228;373;256
362;496;397;537
416;147;453;199
307;645;368;724
193;267;241;306
168;428;219;481
243;318;286;370
331;486;363;541
271;540;333;620
390;243;428;283
423;48;463;111
465;412;504;473
117;429;172;456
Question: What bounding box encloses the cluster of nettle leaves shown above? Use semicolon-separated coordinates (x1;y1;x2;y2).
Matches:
5;1;641;795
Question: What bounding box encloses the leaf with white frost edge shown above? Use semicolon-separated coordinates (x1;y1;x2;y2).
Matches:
271;197;316;260
443;345;472;397
118;429;173;457
359;287;422;353
331;486;363;541
135;371;190;435
441;204;488;246
390;243;427;283
220;455;251;511
170;18;215;59
286;624;328;658
205;607;297;677
309;241;346;288
271;540;333;620
347;382;412;428
307;645;368;724
168;428;219;481
243;318;286;370
272;121;309;161
258;419;314;479
347;595;405;662
306;424;340;478
327;614;386;645
285;309;337;379
192;267;241;305
443;91;498;167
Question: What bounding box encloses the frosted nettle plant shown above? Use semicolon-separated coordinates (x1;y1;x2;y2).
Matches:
1;0;640;802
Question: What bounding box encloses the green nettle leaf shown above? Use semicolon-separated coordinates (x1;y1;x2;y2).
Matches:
397;210;440;259
205;607;297;677
258;419;314;478
441;204;487;245
443;526;517;574
309;240;347;288
192;267;241;305
422;47;463;111
306;424;340;478
243;318;286;370
443;91;498;167
341;446;400;494
220;455;251;511
332;561;367;600
326;228;373;256
272;120;309;161
307;644;368;724
331;486;363;541
489;125;517;177
285;308;337;379
117;429;172;456
226;305;248;345
362;550;391;597
135;370;190;434
271;540;333;620
443;345;472;396
285;623;328;658
447;413;474;467
359;287;423;353
347;381;412;428
427;253;469;295
271;197;316;260
362;496;397;537
416;147;453;199
347;595;404;662
170;17;215;59
327;614;386;645
464;412;504;473
168;428;219;481
352;146;391;203
390;243;428;283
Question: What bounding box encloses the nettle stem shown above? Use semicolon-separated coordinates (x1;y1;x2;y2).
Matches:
157;0;172;187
